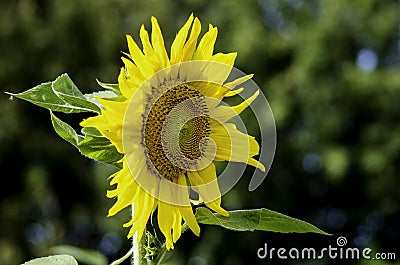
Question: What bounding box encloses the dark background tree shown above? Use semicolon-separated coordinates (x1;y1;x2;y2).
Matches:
1;0;399;264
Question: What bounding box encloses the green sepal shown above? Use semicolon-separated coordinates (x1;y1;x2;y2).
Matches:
84;90;126;110
195;207;330;235
96;79;121;95
50;111;123;164
81;127;104;137
145;230;163;260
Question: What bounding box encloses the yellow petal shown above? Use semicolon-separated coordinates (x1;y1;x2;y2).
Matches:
118;67;133;99
172;209;182;243
140;25;161;70
179;206;200;237
103;130;123;153
182;17;201;61
156;177;189;249
96;98;126;120
193;25;218;60
80;115;105;129
224;87;244;97
151;17;170;68
211;52;237;66
224;74;254;90
121;57;145;83
108;164;140;216
126;34;154;77
177;175;200;236
195;54;236;86
187;163;229;216
127;191;156;240
210;121;265;171
170;14;194;64
208;90;260;123
158;201;175;250
195;82;230;100
231;90;259;115
80;113;124;153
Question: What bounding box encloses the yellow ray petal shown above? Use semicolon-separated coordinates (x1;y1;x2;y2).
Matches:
151;17;170;68
107;164;141;216
80;115;105;129
126;34;154;77
195;82;230;100
224;74;254;90
210;121;265;171
187;163;229;216
211;52;237;66
193;24;218;60
158;201;175;250
224;87;244;97
182;17;201;61
195;54;236;86
177;175;200;236
80;114;123;153
172;208;182;243
140;25;162;70
127;191;156;240
96;98;126;119
170;14;194;64
231;90;259;114
118;67;133;99
208;90;260;123
121;57;145;84
156;178;189;249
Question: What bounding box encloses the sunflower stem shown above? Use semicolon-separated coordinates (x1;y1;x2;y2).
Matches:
131;229;148;265
131;204;148;265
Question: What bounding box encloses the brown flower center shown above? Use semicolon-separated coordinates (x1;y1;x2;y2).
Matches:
143;83;210;181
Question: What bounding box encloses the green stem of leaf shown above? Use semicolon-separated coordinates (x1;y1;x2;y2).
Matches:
109;248;133;265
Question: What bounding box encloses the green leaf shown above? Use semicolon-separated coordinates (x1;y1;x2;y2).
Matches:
50;111;81;147
22;255;78;265
50;111;122;164
195;207;330;235
50;245;108;265
78;134;123;163
7;82;84;113
52;74;101;113
8;74;100;113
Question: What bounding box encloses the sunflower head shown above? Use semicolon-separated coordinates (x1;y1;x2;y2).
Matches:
80;14;264;250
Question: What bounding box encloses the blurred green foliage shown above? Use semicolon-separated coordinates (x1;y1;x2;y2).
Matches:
1;0;399;264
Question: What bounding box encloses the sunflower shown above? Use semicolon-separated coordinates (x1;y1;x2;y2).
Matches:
80;14;265;250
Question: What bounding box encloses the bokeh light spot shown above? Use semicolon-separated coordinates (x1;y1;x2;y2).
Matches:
327;208;347;229
302;153;322;174
356;49;378;73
